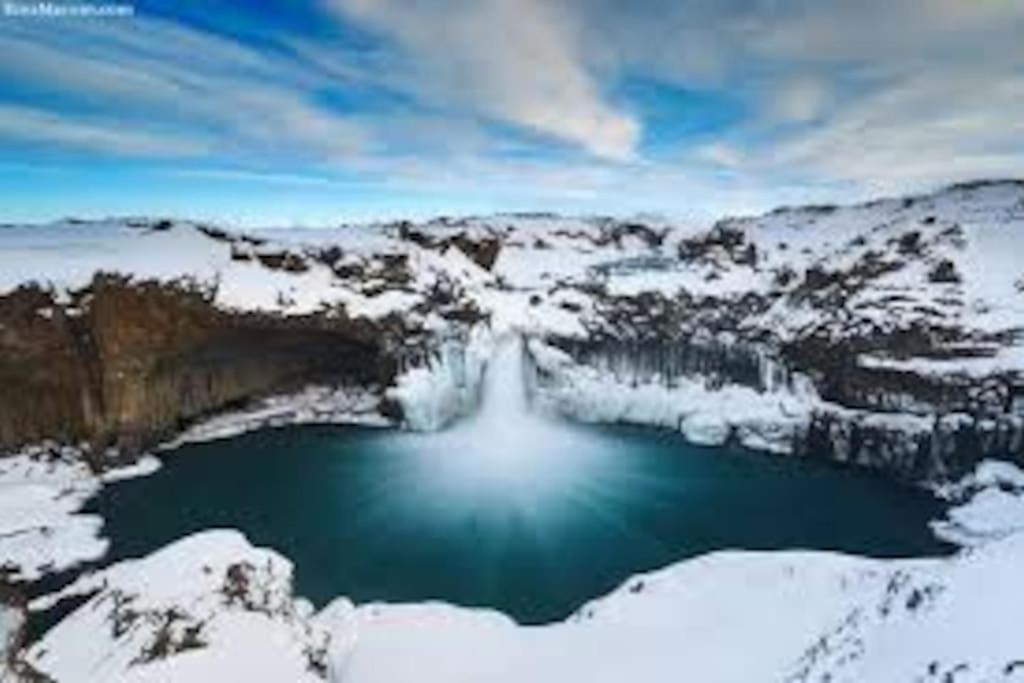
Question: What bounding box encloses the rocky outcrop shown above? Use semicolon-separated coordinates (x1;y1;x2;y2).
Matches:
0;276;394;466
395;222;502;271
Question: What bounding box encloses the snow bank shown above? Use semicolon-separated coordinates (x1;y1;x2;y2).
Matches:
0;447;162;582
18;463;1024;682
784;534;1024;682
0;449;106;582
21;530;329;683
931;459;1024;546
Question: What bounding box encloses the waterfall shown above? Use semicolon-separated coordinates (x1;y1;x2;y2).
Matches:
448;333;555;465
468;334;530;431
395;333;605;496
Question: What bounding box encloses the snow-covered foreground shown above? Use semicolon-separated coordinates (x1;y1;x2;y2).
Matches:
10;461;1024;683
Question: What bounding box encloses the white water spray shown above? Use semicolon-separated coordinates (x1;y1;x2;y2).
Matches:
393;334;609;502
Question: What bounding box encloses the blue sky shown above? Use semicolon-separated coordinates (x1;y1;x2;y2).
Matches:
0;0;1022;226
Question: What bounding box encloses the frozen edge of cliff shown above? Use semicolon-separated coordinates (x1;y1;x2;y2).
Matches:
386;326;496;431
13;460;1024;683
528;337;822;453
525;338;988;461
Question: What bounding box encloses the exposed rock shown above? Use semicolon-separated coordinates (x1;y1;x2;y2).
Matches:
0;276;392;463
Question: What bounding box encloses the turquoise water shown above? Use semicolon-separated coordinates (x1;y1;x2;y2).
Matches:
87;422;951;624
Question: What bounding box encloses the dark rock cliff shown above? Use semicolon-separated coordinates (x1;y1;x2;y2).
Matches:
0;275;394;467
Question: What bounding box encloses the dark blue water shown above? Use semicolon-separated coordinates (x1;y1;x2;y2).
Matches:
88;422;951;624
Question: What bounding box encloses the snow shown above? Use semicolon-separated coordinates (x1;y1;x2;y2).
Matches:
5;182;1024;679
2;183;1022;347
528;338;820;453
168;385;390;446
0;448;106;582
387;327;494;431
4;184;1023;445
0;387;385;583
0;447;162;582
17;461;1024;682
0;220;431;320
931;459;1024;546
782;534;1024;682
21;530;328;683
322;551;879;683
99;455;163;484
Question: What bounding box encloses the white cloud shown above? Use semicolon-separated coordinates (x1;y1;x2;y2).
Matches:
0;105;208;157
767;70;1024;188
328;0;639;160
573;0;1024;199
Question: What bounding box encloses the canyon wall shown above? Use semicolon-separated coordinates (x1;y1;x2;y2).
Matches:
0;276;393;466
3;182;1024;484
533;334;1024;481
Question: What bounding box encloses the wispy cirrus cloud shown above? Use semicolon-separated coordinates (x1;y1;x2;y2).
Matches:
0;14;369;161
0;105;209;157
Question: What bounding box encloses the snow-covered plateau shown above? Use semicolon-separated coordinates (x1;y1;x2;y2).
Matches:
3;179;1024;680
3;180;1024;479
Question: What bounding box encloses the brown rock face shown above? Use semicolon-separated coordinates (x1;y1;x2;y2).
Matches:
452;235;501;271
395;223;502;271
0;275;393;465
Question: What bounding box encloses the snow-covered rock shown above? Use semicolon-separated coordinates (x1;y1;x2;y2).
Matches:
931;459;1024;546
528;338;819;453
20;530;329;683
